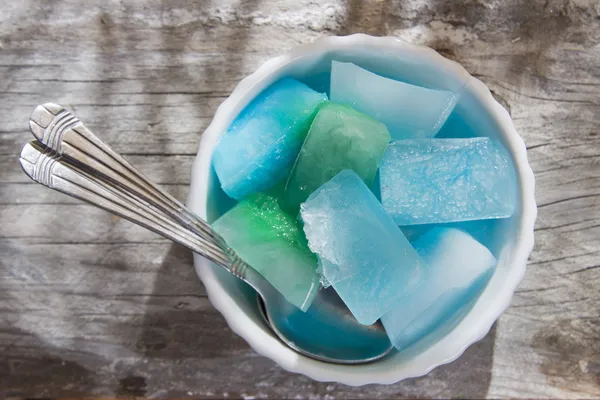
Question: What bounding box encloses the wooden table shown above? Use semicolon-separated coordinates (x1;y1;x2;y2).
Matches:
1;0;599;398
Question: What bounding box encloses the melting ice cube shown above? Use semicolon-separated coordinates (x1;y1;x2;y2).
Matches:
301;170;425;325
212;192;319;311
282;102;390;212
213;78;327;200
381;227;496;351
330;61;459;140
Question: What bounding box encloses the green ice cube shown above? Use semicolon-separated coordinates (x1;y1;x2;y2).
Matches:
282;102;391;212
212;193;319;311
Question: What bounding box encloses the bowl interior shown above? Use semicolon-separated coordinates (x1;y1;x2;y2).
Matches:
189;39;528;383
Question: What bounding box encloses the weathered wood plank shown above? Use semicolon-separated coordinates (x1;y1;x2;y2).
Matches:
0;100;224;155
1;0;599;398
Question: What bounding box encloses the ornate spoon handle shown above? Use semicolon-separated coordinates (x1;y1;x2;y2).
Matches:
28;103;220;243
19;141;231;267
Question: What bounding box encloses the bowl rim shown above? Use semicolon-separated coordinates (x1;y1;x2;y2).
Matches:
187;33;537;385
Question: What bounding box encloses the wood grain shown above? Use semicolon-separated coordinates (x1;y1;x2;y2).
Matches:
1;0;599;398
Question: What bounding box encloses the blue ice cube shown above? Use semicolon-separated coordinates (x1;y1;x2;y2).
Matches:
380;138;516;226
381;227;496;351
300;170;426;325
213;78;327;200
330;61;459;140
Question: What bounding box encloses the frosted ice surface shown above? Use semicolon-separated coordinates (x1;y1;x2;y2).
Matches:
380;138;516;226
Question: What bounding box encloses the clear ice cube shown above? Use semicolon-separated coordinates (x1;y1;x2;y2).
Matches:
330;61;459;140
301;170;425;325
381;227;496;350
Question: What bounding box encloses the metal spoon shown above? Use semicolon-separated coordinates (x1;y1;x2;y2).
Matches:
20;103;393;364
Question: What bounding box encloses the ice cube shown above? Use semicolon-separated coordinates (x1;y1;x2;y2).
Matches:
282;102;390;212
213;78;327;200
380;138;516;226
300;170;425;325
212;192;319;311
330;61;459;140
381;227;496;351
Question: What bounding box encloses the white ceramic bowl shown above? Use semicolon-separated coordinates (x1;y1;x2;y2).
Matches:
186;34;537;385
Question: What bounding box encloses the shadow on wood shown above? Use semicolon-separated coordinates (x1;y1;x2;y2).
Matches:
0;329;93;398
134;243;248;361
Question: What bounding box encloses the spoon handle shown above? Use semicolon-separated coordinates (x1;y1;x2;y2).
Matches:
19;141;232;268
28;103;220;244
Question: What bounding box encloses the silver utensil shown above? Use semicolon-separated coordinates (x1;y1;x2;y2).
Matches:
20;103;393;364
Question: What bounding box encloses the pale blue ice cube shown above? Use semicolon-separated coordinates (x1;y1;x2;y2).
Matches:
330;61;459;140
380;138;516;226
300;170;426;325
213;78;327;200
381;227;496;351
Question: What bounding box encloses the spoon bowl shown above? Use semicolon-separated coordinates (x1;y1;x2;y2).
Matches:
261;289;392;364
238;256;393;363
